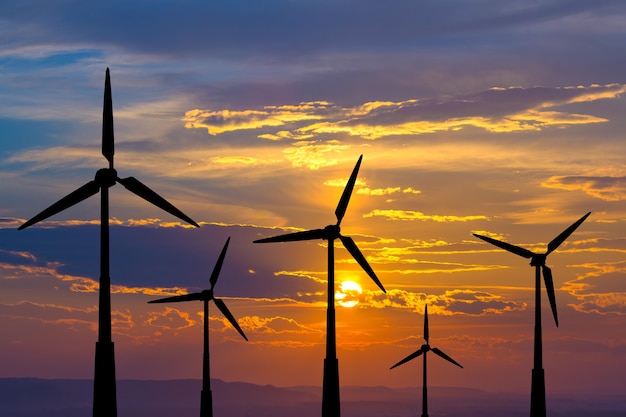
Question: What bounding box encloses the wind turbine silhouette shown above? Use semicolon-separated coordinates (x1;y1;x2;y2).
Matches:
473;212;590;417
253;155;385;417
390;305;463;417
148;237;247;417
18;68;199;417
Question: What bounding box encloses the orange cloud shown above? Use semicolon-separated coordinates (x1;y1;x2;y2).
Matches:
145;307;197;331
239;315;321;336
358;288;526;315
542;175;626;201
562;262;626;315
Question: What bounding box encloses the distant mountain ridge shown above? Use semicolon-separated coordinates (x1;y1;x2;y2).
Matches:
0;378;623;417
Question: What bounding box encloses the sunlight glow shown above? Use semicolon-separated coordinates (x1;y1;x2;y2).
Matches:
336;280;363;308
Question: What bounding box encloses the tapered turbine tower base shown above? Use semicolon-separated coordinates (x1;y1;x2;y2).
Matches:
530;368;546;417
93;342;117;417
322;358;340;417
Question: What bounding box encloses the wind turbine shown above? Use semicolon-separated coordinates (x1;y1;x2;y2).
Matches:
18;68;199;417
148;237;247;417
390;305;462;417
253;155;385;417
473;212;590;417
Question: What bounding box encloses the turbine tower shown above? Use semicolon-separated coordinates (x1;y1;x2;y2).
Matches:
473;212;590;417
18;68;199;417
253;155;386;417
390;305;463;417
148;237;247;417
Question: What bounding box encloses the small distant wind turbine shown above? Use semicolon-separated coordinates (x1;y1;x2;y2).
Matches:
254;155;385;417
390;305;463;417
473;212;590;417
18;68;199;417
148;237;247;417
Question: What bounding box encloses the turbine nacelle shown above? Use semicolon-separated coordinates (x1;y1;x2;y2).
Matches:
95;168;118;188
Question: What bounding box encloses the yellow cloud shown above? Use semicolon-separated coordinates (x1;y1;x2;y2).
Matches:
183;84;620;141
363;209;488;222
182;102;332;136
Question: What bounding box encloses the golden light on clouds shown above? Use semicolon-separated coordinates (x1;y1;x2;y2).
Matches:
363;209;488;222
182;84;622;142
282;140;349;169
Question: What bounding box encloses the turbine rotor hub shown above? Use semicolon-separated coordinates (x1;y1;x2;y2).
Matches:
95;168;117;188
421;344;430;352
324;224;341;240
530;254;546;267
201;289;214;299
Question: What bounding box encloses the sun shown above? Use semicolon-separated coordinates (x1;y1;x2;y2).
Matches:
336;280;363;308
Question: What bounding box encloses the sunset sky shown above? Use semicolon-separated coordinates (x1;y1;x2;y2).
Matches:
1;0;625;402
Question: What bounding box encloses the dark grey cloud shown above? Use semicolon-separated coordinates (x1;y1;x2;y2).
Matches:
0;223;326;299
2;0;624;59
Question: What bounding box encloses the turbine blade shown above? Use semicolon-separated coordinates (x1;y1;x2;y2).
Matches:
102;68;114;166
210;237;230;290
390;348;424;370
339;235;386;293
213;298;248;341
117;176;199;227
546;212;591;255
542;265;559;327
335;155;362;226
432;347;463;368
473;233;534;259
254;228;326;243
18;181;100;230
147;292;204;303
424;304;429;343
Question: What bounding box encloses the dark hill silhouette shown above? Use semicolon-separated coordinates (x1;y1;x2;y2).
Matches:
0;378;623;417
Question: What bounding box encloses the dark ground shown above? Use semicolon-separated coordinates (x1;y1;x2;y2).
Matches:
0;378;623;417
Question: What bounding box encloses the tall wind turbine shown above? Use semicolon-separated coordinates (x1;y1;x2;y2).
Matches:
473;212;590;417
253;155;386;417
390;305;463;417
148;237;247;417
18;68;199;417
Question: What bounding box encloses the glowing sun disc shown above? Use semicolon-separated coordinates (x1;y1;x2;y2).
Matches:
336;280;362;308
